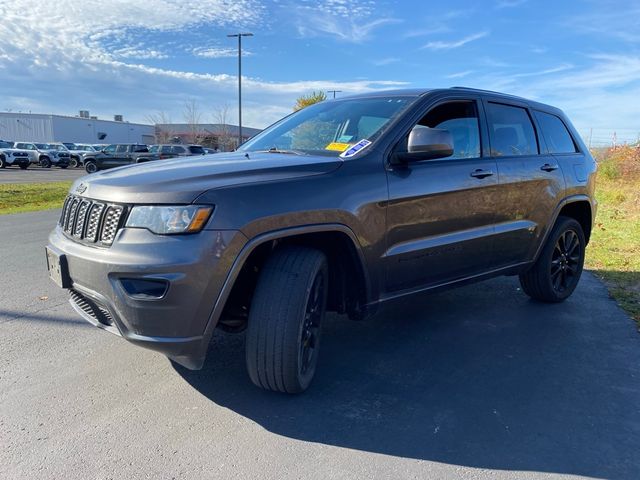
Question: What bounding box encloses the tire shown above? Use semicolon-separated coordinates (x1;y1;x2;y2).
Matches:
40;157;52;168
519;216;586;302
85;161;98;173
19;163;28;170
0;156;5;168
69;158;78;168
59;164;68;169
246;246;328;394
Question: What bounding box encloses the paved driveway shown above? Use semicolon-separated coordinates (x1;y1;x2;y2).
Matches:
0;166;85;184
1;210;639;479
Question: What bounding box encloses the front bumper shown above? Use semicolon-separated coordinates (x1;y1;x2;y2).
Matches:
11;157;29;167
48;225;247;368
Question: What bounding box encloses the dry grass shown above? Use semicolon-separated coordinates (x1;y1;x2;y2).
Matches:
586;146;640;324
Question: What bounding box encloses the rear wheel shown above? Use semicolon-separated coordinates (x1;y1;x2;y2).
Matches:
519;216;585;302
246;246;328;394
85;161;97;173
39;157;51;168
69;158;78;168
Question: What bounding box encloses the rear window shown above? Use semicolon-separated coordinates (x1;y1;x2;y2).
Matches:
486;102;539;156
188;146;205;154
534;111;577;154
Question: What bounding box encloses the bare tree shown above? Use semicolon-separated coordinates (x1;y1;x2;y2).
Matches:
145;111;173;144
183;99;203;144
212;103;234;151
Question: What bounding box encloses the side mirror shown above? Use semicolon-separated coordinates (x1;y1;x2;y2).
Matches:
394;127;454;164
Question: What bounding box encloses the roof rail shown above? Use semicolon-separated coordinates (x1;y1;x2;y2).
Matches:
450;86;525;99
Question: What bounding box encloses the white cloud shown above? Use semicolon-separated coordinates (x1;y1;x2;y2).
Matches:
289;0;400;43
112;47;169;60
372;57;400;67
446;70;474;79
422;31;489;50
192;47;242;59
0;0;408;128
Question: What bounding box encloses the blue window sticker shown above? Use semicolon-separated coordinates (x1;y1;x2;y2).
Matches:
340;139;372;158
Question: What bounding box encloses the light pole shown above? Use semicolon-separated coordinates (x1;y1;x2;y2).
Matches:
327;90;342;99
227;32;253;148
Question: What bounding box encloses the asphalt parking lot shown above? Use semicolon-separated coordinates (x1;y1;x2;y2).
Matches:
1;210;639;480
0;166;85;184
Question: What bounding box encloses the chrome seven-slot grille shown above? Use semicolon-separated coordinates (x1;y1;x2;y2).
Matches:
59;195;126;246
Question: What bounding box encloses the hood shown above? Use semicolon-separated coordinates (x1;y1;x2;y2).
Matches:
70;151;343;204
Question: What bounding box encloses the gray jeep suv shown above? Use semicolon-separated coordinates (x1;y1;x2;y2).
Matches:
46;88;597;393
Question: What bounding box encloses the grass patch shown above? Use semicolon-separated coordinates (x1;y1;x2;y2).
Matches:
0;182;71;215
586;146;640;325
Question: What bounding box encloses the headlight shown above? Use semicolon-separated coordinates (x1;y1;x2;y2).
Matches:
126;205;213;234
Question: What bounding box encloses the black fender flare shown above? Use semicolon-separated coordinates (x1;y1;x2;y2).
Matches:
532;194;595;262
201;223;372;341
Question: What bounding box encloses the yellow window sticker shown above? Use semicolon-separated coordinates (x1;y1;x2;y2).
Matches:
325;142;351;152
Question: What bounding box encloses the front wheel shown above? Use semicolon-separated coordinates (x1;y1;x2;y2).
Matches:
246;246;328;394
69;158;78;168
19;163;28;170
0;156;5;168
519;216;586;302
85;161;97;173
39;157;52;168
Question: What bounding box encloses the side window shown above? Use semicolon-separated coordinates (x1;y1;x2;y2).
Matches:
116;145;128;154
486;102;538;156
161;146;172;154
103;144;117;154
172;146;186;154
534;111;577;154
410;101;481;159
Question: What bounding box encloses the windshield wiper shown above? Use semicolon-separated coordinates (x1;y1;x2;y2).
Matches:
260;147;307;156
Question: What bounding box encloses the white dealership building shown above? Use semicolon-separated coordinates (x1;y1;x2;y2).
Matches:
0;112;155;144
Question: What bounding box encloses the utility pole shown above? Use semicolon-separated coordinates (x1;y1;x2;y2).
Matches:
327;90;342;99
227;32;253;147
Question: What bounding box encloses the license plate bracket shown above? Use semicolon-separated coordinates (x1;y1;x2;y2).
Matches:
46;247;71;289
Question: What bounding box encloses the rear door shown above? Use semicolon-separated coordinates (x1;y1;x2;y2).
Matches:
482;99;565;267
114;144;131;166
385;97;499;293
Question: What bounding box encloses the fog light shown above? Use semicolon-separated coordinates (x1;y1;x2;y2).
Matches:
120;278;168;299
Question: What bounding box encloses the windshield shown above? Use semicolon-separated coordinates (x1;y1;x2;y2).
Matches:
0;141;12;148
238;96;417;156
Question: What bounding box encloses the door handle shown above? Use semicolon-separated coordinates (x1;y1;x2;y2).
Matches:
470;169;494;179
540;163;559;172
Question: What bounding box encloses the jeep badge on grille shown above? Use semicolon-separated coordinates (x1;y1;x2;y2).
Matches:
75;183;87;194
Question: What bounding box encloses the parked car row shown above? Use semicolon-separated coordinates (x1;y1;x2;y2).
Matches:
0;141;208;173
0;140;73;169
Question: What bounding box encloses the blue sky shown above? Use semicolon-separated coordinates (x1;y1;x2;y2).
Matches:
0;0;638;144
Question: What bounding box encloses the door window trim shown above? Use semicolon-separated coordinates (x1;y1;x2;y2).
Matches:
482;99;541;159
387;97;488;166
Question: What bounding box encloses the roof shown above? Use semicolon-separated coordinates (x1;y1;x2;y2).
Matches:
335;87;559;113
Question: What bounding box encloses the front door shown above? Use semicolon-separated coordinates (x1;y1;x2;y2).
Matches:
385;98;499;294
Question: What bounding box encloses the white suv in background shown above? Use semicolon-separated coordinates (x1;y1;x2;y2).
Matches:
13;142;70;168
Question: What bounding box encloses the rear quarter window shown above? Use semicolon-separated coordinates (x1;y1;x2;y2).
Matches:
534;111;578;154
188;146;204;154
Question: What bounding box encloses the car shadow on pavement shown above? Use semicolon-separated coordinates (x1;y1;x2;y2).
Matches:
174;275;640;478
